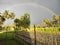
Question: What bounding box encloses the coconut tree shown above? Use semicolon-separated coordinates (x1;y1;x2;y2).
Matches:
43;15;60;27
52;15;58;26
14;13;30;30
58;16;60;25
9;12;15;19
2;10;15;19
52;15;60;27
43;19;52;27
2;10;10;19
23;13;30;28
24;13;30;19
0;10;15;30
20;16;24;21
0;15;5;30
14;18;21;30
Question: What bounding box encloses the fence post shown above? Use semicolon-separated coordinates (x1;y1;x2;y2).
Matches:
59;16;60;25
34;24;37;45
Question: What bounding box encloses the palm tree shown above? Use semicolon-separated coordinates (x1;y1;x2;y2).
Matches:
52;15;59;27
14;13;30;30
9;12;15;19
3;10;10;19
2;10;15;19
52;15;58;20
23;13;30;28
43;19;52;27
24;13;30;20
14;18;21;30
43;15;60;27
0;15;6;30
0;10;15;30
58;16;60;26
20;16;24;21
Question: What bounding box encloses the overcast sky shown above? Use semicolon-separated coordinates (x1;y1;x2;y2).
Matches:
0;0;60;25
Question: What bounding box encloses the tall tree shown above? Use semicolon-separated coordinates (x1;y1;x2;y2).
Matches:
23;13;30;28
43;15;60;27
9;12;15;19
3;10;9;19
14;13;30;30
43;19;52;27
58;16;60;25
0;10;15;30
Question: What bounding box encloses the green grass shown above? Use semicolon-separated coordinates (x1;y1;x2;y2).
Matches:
29;27;60;33
0;40;20;45
0;31;14;40
0;30;21;45
0;30;28;45
0;27;60;45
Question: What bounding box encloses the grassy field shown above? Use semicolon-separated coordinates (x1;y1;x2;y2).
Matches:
0;30;22;45
0;40;20;45
17;27;60;45
0;27;60;45
29;27;60;45
0;30;14;40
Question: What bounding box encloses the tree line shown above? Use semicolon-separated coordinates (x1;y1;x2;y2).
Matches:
0;10;60;30
0;10;30;30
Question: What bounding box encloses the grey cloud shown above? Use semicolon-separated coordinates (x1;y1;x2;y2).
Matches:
0;0;60;25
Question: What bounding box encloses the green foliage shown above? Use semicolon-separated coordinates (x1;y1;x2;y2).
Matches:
0;26;2;30
43;15;60;27
14;19;21;27
0;16;5;22
43;19;52;27
22;13;30;28
2;10;15;19
58;16;60;25
14;13;30;29
9;12;15;19
0;15;6;30
0;10;15;30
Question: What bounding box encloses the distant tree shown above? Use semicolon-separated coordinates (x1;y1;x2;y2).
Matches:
43;15;60;27
2;10;9;19
14;18;21;28
9;12;15;19
22;13;30;28
43;19;52;27
58;16;60;25
0;10;15;30
0;15;6;30
14;13;30;30
52;15;58;26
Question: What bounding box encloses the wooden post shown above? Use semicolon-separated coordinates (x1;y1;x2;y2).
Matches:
59;16;60;25
34;24;36;45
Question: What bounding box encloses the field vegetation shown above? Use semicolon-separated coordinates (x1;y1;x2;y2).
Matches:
0;10;60;45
